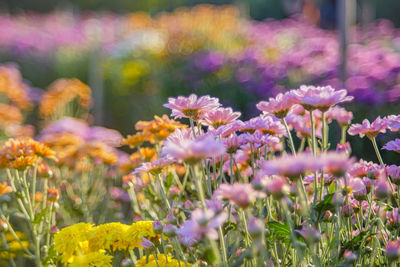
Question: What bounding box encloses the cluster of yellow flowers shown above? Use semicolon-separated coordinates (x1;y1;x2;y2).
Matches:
54;221;159;265
39;78;92;118
136;254;188;267
0;232;29;260
0;138;56;170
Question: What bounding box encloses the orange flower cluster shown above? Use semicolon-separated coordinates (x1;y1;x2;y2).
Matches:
122;115;186;148
0;182;12;195
0;103;23;127
0;65;32;110
0;138;56;170
39;78;92;117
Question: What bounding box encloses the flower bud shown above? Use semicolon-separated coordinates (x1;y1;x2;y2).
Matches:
165;214;177;225
0;220;8;232
153;220;163;234
374;179;391;200
121;258;134;267
46;188;59;202
169;186;181;198
139;237;154;250
50;226;59;235
248;218;264;239
163;224;177;237
343;250;357;263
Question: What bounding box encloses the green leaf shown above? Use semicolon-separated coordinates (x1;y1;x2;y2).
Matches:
32;208;49;225
165;173;174;188
314;193;335;221
266;221;290;237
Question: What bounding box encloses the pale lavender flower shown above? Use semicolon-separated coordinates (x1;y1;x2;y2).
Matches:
242;116;286;137
374;179;392;199
214;120;244;137
248;217;264;238
382;138;400;153
292;85;353;111
205;199;224;213
296;225;321;244
387;115;400;132
348;116;389;139
163;94;220;120
222;134;246;154
176;208;227;246
139;237;154;250
239;131;280;147
153;220;163;234
319;152;356;176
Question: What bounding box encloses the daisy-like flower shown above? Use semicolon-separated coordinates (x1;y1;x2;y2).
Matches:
163;94;220;120
131;158;175;175
285;113;322;139
242;116;286;137
136;254;190;267
69;250;112;267
88;223;130;252
176;208;227;246
292;85;353;111
202;107;241;129
383;139;400;153
348;117;389;139
256;91;298;118
0;182;12;195
325;106;353;126
214;183;265;208
214;120;244;137
161;133;225;164
222;134;245;154
387;115;400;132
239;131;280;147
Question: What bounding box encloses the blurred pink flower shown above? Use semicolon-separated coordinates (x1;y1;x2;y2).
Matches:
386;240;400;261
214;183;265;208
214;120;244;137
242;116;286;137
387;115;400;132
161;133;225;163
325;106;353;126
348;116;388;139
176;208;227;246
131;158;175;175
319;152;356;176
222;134;245;154
388;165;400;185
164;94;220;120
292;85;353;111
239;131;280;147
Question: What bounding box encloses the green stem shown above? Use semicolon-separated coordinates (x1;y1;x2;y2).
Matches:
282;117;296;156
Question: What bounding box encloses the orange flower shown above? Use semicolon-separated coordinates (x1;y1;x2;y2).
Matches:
39;78;92;117
139;147;157;162
0;65;32;110
121;132;155;148
46;188;60;202
35;192;43;202
0;182;12;195
0;138;56;170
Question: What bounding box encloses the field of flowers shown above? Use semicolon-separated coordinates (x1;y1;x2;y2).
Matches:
0;4;400;267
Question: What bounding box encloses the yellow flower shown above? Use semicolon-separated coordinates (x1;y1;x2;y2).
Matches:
88;223;130;252
54;223;94;263
136;254;191;267
0;231;29;259
124;221;159;249
69;250;112;267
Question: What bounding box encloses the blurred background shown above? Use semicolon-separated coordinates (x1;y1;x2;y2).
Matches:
0;0;400;162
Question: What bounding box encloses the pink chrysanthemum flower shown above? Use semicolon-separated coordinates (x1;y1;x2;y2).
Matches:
222;134;245;154
348;117;389;139
214;183;265;208
164;128;195;144
214;120;244;137
242;116;286;137
176;208;227;246
131;158;175;175
202;107;241;129
239;131;280;148
387;115;400;132
383;138;400;153
285;113;322;139
163;94;221;120
256;91;298;118
325;106;353;126
292;85;353;111
258;152;320;180
161;133;225;163
319;152;356;177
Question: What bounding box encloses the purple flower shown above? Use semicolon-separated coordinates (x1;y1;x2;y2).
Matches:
296;225;321;244
131;158;175;175
325;106;353;126
388;165;400;185
202;107;241;129
386;240;400;261
176;208;227;246
139;237;154;250
256;91;298;118
382;138;400;153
